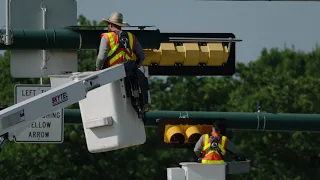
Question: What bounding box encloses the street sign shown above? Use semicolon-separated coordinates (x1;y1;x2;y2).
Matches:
14;84;64;143
10;0;78;78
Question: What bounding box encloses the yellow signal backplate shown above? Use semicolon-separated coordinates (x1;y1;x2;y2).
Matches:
142;42;229;66
164;124;213;144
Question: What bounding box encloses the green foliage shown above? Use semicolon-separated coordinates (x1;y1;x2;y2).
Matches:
0;15;320;179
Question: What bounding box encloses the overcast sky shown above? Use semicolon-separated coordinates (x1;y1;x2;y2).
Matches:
1;0;320;63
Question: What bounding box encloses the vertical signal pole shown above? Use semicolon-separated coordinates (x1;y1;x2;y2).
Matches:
40;1;47;84
5;0;11;45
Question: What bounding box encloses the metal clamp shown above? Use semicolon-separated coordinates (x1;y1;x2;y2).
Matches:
227;37;232;53
255;101;267;130
256;114;267;131
0;26;13;45
179;111;189;118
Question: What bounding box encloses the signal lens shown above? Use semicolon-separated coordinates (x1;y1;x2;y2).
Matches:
166;126;185;144
185;126;202;143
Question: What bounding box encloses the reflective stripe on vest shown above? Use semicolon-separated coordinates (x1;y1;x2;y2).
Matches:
101;32;135;67
201;134;227;164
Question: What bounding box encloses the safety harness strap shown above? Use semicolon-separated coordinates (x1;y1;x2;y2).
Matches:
213;134;225;161
102;31;134;68
203;133;225;161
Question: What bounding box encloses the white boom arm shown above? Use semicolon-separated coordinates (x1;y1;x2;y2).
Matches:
0;62;136;142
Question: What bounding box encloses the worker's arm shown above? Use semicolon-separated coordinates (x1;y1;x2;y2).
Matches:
225;138;244;156
133;37;145;67
96;37;109;70
194;134;205;158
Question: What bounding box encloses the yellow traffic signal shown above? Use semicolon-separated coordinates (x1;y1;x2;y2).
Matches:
140;33;242;76
163;124;212;145
157;118;227;148
165;125;185;144
185;125;202;143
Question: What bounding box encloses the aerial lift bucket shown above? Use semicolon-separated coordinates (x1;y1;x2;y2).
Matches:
49;69;146;153
167;160;251;180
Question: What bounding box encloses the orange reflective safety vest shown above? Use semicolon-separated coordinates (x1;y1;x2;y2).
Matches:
201;132;227;164
101;31;136;67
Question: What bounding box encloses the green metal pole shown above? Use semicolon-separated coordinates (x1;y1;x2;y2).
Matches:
0;29;80;49
0;29;162;50
64;109;320;132
64;109;82;124
0;29;237;51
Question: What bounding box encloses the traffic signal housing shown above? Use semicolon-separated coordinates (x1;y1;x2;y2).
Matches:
142;33;241;76
157;118;227;148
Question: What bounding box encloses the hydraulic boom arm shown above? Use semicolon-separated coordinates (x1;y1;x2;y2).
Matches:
0;61;137;145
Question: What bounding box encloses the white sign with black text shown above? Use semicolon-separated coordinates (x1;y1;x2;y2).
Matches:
14;84;64;143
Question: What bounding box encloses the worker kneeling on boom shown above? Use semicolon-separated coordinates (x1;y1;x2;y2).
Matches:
95;12;151;116
194;121;246;164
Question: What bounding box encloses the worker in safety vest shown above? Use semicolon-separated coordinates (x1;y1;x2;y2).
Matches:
194;121;245;164
95;12;145;70
95;12;150;115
